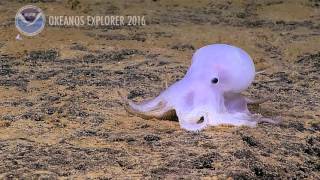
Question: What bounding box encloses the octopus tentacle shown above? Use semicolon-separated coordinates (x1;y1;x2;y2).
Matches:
179;120;208;131
117;91;175;120
178;113;209;131
207;111;257;127
222;93;279;126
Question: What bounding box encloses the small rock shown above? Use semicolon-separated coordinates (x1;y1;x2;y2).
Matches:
242;135;259;147
144;135;160;142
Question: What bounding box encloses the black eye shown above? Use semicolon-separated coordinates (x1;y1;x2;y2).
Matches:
211;78;219;84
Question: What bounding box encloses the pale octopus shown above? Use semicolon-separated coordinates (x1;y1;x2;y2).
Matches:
119;44;277;131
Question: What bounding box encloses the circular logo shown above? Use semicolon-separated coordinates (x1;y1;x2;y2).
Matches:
15;5;45;36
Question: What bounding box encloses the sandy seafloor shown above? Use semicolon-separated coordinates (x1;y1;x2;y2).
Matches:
0;0;319;179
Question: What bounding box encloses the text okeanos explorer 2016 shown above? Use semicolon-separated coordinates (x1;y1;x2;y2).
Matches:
48;15;146;27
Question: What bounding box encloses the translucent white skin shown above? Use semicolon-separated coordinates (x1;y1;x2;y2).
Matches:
123;44;272;131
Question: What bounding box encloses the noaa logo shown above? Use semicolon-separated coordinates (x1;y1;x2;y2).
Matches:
15;5;45;36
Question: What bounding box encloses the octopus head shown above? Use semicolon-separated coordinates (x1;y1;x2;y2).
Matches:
186;44;256;94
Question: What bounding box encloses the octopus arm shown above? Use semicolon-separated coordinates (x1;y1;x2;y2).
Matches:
222;93;279;125
118;91;176;120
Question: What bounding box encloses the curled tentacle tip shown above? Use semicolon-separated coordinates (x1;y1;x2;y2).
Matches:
180;121;209;132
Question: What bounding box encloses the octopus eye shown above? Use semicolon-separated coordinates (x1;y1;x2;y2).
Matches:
211;78;219;84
